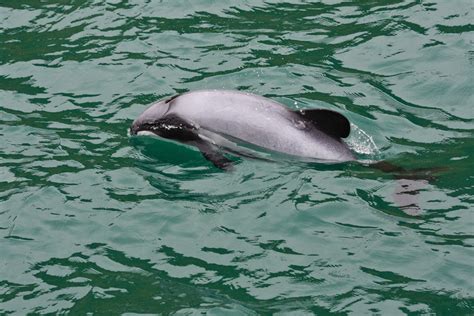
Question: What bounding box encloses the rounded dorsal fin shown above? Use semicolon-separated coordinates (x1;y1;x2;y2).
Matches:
295;109;350;138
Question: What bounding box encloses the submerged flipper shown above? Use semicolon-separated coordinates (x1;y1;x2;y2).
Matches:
149;114;233;170
193;141;234;171
294;109;350;138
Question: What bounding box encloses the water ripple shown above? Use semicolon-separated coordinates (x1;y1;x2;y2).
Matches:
1;0;473;314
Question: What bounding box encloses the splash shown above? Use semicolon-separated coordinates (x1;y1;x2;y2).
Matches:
347;123;380;157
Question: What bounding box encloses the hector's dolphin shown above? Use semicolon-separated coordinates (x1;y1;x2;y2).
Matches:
130;90;355;169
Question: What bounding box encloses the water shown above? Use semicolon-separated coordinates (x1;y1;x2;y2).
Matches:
1;1;473;314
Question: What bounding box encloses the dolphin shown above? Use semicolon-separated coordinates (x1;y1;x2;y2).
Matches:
130;90;355;169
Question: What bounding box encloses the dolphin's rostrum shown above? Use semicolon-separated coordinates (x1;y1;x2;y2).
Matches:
130;90;355;169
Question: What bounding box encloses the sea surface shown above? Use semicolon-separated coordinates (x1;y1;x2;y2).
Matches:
1;0;473;314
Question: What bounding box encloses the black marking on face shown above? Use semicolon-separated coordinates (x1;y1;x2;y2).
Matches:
135;114;200;142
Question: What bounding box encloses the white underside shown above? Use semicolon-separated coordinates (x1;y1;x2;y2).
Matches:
137;130;158;136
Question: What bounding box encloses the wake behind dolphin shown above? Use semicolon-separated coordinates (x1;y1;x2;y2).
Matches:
130;90;355;169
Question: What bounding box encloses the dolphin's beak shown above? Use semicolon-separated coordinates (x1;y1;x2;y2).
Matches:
130;119;160;137
130;118;151;136
130;120;140;136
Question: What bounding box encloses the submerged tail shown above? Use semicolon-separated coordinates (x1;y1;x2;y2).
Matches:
370;161;447;181
369;161;448;216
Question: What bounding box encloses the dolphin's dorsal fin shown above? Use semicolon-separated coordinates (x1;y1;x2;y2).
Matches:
294;109;350;138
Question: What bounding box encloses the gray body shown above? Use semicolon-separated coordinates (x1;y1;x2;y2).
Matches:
131;90;355;167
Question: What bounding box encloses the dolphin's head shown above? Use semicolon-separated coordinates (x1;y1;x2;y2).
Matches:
130;100;170;136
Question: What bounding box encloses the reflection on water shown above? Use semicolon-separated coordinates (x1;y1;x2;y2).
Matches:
1;0;473;314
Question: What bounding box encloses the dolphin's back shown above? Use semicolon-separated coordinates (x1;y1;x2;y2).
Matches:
167;90;354;161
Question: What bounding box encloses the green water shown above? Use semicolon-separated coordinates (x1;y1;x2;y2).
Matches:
1;1;473;314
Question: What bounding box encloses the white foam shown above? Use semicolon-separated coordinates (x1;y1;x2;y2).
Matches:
347;123;380;156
